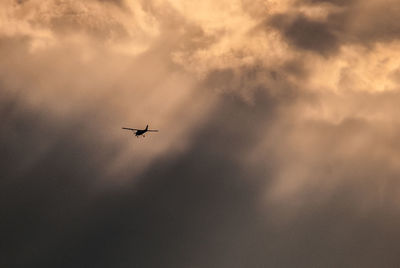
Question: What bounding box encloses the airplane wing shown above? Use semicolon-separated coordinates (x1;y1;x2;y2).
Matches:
122;127;140;131
147;129;159;132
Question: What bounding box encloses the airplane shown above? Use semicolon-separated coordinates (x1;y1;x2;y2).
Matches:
122;125;159;137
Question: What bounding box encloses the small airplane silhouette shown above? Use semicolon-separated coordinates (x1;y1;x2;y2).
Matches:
122;125;159;137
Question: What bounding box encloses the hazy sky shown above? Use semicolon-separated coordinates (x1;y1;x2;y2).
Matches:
2;0;400;267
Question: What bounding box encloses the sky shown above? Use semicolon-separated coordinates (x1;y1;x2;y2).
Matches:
2;0;400;267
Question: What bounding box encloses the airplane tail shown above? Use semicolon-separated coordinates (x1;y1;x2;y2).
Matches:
145;125;148;130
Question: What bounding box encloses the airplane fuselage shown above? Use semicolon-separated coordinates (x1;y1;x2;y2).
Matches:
135;129;147;136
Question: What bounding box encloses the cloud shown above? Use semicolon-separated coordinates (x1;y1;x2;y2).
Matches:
266;0;400;56
269;13;340;56
4;82;400;267
3;0;400;267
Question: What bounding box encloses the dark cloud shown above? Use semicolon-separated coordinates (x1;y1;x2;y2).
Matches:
281;57;310;80
0;84;273;267
298;0;356;6
3;78;400;267
96;0;125;6
269;14;340;56
267;0;400;56
16;0;29;4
